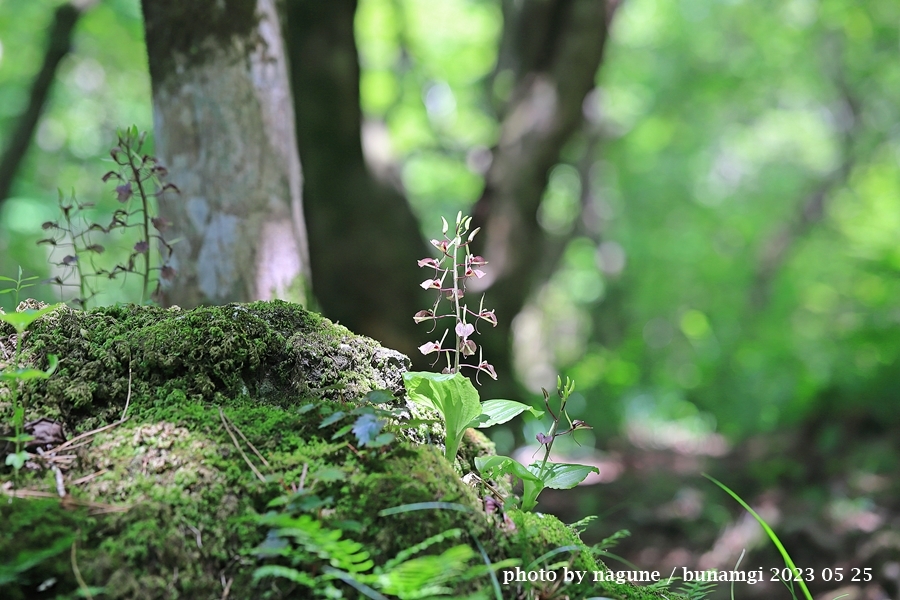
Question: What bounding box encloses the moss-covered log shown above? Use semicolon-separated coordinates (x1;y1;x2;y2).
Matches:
0;301;680;599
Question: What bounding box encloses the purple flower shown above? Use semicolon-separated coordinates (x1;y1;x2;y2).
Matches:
536;432;552;445
478;309;498;327
151;216;170;232
419;341;441;355
413;310;435;324
115;183;132;202
417;257;441;269
476;360;498;380
455;322;474;339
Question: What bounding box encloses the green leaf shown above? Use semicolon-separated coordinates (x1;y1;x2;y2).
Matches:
704;473;814;600
364;389;396;404
403;371;482;462
0;304;61;332
5;451;29;470
367;432;394;447
475;455;544;511
319;411;347;428
331;423;354;440
477;399;543;428
528;462;599;490
2;367;53;381
351;414;384;445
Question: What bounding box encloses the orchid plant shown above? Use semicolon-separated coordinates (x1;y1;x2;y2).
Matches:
405;213;539;463
414;212;497;381
403;213;598;512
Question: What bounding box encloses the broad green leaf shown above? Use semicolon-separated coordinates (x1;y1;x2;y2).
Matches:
476;399;543;428
475;455;544;511
364;389;395;404
402;371;438;412
403;371;482;462
351;414;384;445
5;451;29;470
529;462;599;490
0;304;61;332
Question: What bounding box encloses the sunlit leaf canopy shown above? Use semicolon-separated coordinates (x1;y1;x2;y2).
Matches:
1;0;898;444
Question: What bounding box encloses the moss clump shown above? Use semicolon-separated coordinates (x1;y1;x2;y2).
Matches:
0;300;680;599
7;299;407;429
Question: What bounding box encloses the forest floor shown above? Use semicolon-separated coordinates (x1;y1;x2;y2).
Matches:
538;421;900;600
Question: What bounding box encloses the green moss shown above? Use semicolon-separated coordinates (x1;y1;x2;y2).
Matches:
0;301;679;599
8;300;406;429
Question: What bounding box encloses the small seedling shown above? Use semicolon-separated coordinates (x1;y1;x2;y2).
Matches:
0;303;60;470
0;267;39;309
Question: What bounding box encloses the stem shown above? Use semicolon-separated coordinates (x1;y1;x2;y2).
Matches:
126;139;151;304
538;390;569;477
11;324;23;457
451;228;461;374
63;206;89;308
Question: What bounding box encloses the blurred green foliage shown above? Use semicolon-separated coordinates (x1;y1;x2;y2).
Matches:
1;0;899;446
0;0;150;305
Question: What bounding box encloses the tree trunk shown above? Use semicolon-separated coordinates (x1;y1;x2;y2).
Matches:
141;0;310;307
285;0;430;359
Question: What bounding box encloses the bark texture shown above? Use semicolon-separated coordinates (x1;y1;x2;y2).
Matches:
142;0;310;308
285;0;429;360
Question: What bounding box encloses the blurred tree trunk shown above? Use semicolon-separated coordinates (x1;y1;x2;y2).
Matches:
0;2;84;206
285;0;429;359
141;0;310;307
285;0;615;382
470;0;614;392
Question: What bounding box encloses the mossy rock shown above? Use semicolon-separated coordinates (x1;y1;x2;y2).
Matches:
0;300;681;599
